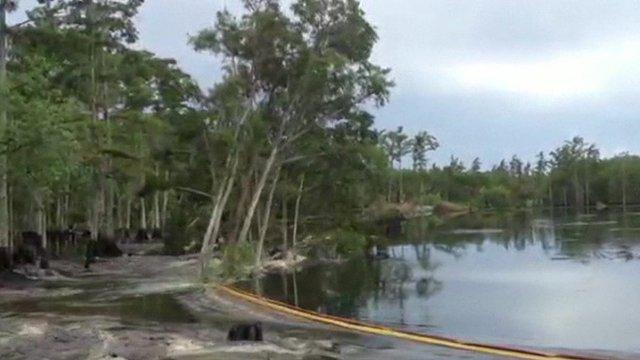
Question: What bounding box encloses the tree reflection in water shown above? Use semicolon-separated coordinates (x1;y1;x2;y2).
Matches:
245;210;640;329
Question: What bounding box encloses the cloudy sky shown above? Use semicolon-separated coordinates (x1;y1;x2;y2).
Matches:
10;1;640;168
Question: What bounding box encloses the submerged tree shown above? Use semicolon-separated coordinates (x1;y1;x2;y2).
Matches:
191;0;392;276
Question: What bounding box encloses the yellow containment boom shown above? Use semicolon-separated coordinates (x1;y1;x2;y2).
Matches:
216;284;602;360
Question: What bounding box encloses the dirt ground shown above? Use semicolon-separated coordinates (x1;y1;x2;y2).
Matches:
0;244;500;360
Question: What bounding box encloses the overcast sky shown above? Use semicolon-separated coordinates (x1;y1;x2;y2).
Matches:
10;0;640;168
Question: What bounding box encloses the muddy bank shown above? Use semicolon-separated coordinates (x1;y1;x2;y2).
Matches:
0;247;495;360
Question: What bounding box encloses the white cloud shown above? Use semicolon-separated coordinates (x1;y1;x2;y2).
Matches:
443;38;640;101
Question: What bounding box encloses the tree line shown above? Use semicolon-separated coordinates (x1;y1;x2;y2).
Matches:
395;134;640;212
2;0;637;276
0;0;400;275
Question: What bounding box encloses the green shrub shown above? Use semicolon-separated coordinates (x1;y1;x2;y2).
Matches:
419;193;443;206
478;186;511;210
220;242;255;279
334;229;367;257
163;204;206;255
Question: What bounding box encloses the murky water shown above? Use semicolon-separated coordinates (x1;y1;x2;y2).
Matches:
247;210;640;355
2;280;197;324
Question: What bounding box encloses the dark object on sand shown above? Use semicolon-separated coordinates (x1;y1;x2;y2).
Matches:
84;240;96;269
0;247;10;270
135;229;148;243
14;231;48;268
227;322;263;341
84;237;123;269
95;237;123;257
151;228;162;240
39;257;49;269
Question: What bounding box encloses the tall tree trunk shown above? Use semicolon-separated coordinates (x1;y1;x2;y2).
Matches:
7;184;12;262
125;197;131;230
292;270;299;307
64;191;70;228
585;178;590;214
622;166;628;213
104;179;115;239
153;191;160;230
255;165;281;268
0;2;10;266
237;146;279;245
292;174;305;248
398;160;403;203
89;16;101;241
199;149;241;276
229;165;253;243
548;181;554;212
152;165;160;230
116;193;123;230
34;192;47;249
56;196;63;229
161;190;169;231
90;194;100;241
281;191;288;252
161;171;170;231
41;208;47;251
140;197;147;231
573;171;581;211
255;206;263;243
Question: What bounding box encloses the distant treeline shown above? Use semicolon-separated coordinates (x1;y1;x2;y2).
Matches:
390;135;639;211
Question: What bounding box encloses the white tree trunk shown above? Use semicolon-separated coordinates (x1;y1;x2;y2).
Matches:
105;179;115;239
161;190;169;231
140;198;147;230
199;149;241;276
292;174;305;248
90;190;101;241
255;165;281;267
161;171;170;230
125;197;131;230
237;146;279;245
153;191;160;230
7;184;12;257
41;210;47;250
281;192;288;251
34;192;47;249
55;197;62;229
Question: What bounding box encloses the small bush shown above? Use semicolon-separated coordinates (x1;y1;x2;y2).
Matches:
419;193;443;206
478;186;511;210
164;205;205;255
220;242;255;279
334;229;367;257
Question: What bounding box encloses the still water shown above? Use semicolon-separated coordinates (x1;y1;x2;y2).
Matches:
246;210;640;354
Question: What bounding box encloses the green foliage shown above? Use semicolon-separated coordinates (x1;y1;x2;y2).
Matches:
10;0;640;286
419;193;442;206
335;229;366;257
477;186;511;210
163;204;206;255
220;242;255;279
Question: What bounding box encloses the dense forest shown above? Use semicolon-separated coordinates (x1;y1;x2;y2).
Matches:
1;0;639;277
393;132;640;212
